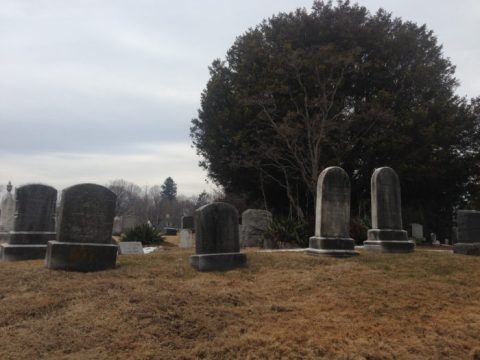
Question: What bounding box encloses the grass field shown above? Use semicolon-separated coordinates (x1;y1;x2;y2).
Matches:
0;249;479;359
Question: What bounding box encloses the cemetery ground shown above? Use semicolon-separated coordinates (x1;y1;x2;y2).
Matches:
0;250;479;359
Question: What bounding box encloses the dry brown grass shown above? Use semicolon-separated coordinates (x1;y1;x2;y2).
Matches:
0;249;480;359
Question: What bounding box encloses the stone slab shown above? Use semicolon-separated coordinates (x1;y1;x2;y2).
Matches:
118;241;144;255
457;210;480;243
309;236;356;250
305;248;359;257
367;229;408;241
9;231;56;245
363;240;415;253
1;244;47;261
189;252;247;272
453;243;480;256
45;241;118;272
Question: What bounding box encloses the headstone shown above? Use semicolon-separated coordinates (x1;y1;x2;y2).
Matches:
164;227;177;236
431;232;439;245
453;210;480;256
451;226;458;244
189;202;247;271
179;229;195;248
364;167;414;252
118;241;144;255
181;216;194;229
0;182;15;241
240;209;272;248
45;183;118;271
411;223;423;240
112;216;122;235
306;167;358;257
1;184;57;261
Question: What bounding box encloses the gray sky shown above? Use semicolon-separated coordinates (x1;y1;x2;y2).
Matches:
1;0;479;195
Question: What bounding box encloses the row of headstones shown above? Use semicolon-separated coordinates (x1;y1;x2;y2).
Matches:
0;183;118;271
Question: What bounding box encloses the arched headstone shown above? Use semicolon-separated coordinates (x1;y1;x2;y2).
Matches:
306;167;358;257
45;183;118;271
190;202;247;271
364;167;414;252
1;184;57;261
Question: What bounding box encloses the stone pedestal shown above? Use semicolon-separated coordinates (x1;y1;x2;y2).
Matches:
1;244;49;261
365;167;415;253
190;202;247;272
45;241;118;271
306;167;358;257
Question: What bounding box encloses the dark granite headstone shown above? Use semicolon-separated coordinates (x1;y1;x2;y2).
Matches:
164;227;177;236
306;167;358;257
240;209;272;248
45;183;118;271
453;210;480;256
189;202;246;271
181;216;194;229
364;167;414;253
1;184;57;261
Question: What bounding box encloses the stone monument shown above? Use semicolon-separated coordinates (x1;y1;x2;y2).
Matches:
0;182;15;241
190;202;247;271
240;209;272;248
45;183;118;271
364;167;414;252
1;184;57;261
179;215;195;248
306;167;358;257
411;223;423;241
453;210;480;255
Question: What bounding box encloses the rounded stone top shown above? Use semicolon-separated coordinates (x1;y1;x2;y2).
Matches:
371;167;400;185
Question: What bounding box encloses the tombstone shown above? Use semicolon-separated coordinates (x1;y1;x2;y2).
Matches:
364;167;414;252
453;210;480;256
0;182;15;241
240;209;272;248
45;183;118;271
164;227;177;236
305;167;358;257
451;226;458;244
190;202;247;271
179;229;195;248
411;223;423;241
431;232;439;245
118;241;144;255
0;184;57;261
112;216;122;235
181;216;194;229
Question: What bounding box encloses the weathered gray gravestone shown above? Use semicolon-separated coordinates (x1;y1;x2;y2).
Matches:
364;167;414;253
1;184;57;261
189;202;247;271
179;229;195;248
181;216;194;229
240;209;272;248
0;182;15;241
306;167;358;257
453;210;480;256
411;223;423;241
118;241;144;255
45;183;118;271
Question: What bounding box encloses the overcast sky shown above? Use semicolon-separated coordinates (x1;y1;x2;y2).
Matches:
1;0;479;196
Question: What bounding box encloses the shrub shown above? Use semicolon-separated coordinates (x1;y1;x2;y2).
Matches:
350;217;370;245
263;217;308;248
121;224;164;245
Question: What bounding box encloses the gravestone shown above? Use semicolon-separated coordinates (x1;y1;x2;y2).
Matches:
164;227;177;236
179;229;195;248
190;202;247;271
118;241;144;255
451;226;458;244
1;184;57;261
112;216;122;235
306;167;358;257
453;210;480;256
364;167;414;252
181;216;194;229
411;223;423;241
0;182;15;241
45;183;118;271
240;209;272;248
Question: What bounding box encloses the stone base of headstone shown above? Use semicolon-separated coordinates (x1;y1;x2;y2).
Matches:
9;231;56;244
45;241;118;272
189;252;247;272
306;237;358;257
364;229;414;252
453;243;480;256
0;244;47;261
179;229;195;248
0;231;10;242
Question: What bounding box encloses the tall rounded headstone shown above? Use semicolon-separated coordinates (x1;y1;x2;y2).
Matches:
453;210;480;256
190;202;247;271
364;167;414;253
306;167;358;257
1;184;57;261
0;182;15;241
45;183;118;272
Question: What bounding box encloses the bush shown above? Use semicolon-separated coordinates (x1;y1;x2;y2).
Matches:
121;224;164;245
263;217;308;248
350;217;370;245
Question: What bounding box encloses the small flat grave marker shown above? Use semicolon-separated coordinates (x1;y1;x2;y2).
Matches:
118;241;144;255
